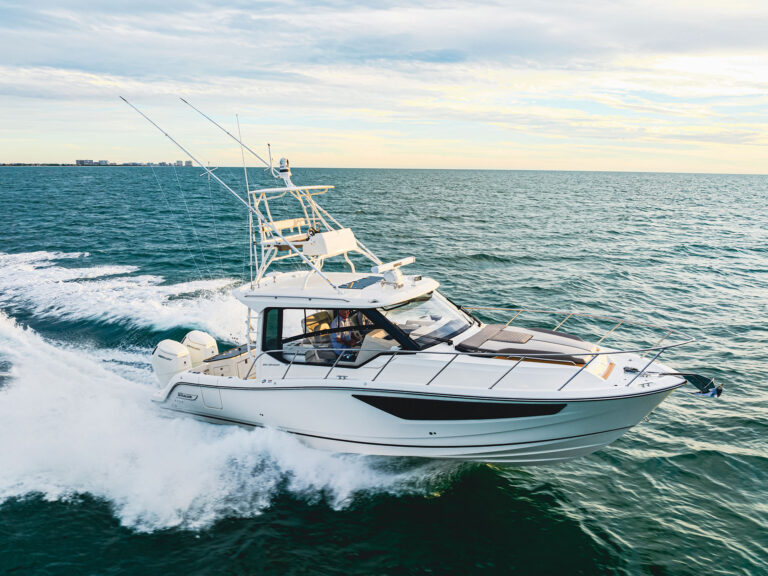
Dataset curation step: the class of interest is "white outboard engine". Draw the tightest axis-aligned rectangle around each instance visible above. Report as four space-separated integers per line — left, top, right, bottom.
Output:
182 330 218 366
151 340 192 385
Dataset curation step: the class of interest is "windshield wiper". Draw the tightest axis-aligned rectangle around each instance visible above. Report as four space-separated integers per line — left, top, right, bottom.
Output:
459 305 481 326
418 335 454 346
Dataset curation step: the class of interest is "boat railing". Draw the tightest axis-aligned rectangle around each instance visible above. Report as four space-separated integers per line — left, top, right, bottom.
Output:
244 329 694 392
461 305 684 348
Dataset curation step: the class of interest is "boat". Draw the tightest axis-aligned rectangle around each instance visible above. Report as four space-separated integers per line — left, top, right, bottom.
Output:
124 98 721 464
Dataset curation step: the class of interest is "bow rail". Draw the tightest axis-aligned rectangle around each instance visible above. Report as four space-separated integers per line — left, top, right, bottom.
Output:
238 323 694 392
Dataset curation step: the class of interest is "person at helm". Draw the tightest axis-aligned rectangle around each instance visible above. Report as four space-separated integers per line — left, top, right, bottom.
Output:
331 309 362 355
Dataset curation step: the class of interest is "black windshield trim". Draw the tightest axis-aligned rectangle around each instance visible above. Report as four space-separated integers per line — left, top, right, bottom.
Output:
413 322 470 350
379 292 472 351
281 324 376 345
361 308 420 350
380 293 432 312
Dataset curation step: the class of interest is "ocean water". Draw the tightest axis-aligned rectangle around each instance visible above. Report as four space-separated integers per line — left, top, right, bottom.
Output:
0 166 766 575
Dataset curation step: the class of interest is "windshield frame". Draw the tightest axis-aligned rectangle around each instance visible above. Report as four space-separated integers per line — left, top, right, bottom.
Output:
378 291 472 350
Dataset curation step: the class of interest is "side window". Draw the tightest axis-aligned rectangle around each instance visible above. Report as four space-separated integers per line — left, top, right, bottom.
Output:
263 308 281 353
267 308 403 366
282 309 338 365
282 309 307 341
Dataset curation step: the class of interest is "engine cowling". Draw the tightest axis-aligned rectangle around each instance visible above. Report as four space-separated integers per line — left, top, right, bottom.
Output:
181 330 218 366
151 339 192 384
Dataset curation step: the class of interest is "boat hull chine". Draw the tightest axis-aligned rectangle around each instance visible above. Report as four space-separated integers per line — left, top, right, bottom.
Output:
292 425 631 464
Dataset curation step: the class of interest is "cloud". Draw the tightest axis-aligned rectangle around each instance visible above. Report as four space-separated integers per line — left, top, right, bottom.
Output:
1 1 767 171
4 2 768 74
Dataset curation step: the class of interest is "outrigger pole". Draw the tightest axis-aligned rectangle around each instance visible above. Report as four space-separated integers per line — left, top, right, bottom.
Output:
180 97 272 171
178 97 383 266
119 96 341 293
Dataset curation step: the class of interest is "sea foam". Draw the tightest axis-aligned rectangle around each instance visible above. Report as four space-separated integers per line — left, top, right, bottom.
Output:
0 251 246 340
0 301 454 531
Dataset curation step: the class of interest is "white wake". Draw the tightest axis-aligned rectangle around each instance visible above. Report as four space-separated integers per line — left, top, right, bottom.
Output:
0 312 457 531
0 251 246 341
0 249 464 531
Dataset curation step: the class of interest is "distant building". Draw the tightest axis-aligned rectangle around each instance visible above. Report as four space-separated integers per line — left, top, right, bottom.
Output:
185 160 192 167
76 159 94 166
97 160 109 166
175 160 183 167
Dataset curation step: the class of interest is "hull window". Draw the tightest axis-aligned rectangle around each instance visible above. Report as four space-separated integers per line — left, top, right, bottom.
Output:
352 394 566 420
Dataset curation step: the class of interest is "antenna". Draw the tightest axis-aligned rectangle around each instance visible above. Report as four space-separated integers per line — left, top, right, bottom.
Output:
180 97 273 172
119 96 340 292
267 143 277 177
236 114 250 193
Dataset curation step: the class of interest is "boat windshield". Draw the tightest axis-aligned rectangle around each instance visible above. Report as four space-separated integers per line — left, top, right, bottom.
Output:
379 291 471 348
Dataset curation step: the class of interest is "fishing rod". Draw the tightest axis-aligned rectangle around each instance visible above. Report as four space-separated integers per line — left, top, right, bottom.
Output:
119 96 340 293
180 98 382 265
179 97 275 175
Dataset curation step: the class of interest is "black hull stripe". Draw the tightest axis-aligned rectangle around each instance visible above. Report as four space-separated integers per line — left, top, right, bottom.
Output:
166 380 685 403
352 394 566 420
170 409 633 449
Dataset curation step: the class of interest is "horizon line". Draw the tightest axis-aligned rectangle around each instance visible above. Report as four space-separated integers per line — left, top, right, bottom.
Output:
2 163 767 177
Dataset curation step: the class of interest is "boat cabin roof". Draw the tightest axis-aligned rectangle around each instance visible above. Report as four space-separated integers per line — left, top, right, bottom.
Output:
234 271 440 310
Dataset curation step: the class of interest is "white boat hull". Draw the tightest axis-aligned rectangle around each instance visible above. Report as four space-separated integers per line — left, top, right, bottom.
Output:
155 379 679 464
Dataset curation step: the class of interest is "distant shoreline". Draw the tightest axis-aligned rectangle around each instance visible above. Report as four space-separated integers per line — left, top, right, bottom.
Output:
0 163 189 167
1 164 767 176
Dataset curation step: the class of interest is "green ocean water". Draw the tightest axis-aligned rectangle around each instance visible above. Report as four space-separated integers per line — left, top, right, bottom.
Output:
0 166 766 575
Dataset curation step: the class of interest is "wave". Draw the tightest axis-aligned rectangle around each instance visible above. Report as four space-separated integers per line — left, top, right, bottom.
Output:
0 312 458 532
0 251 246 341
437 252 516 264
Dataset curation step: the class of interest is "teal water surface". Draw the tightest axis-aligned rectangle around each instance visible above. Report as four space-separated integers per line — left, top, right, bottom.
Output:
0 167 766 575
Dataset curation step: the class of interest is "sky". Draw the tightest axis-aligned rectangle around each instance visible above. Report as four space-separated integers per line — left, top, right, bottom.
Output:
1 0 767 173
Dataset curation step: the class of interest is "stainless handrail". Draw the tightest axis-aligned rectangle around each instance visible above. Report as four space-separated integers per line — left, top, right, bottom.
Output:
463 305 685 334
553 313 573 332
596 320 625 345
425 353 459 386
282 352 298 379
557 353 599 391
324 352 344 379
238 306 693 390
626 349 664 387
253 342 689 363
643 330 673 358
503 310 524 327
240 338 690 389
371 350 398 382
463 306 692 354
245 354 258 379
489 356 525 390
